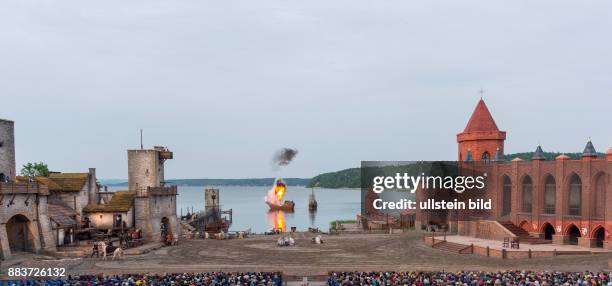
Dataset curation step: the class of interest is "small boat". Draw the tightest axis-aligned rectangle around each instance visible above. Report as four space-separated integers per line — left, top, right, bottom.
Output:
266 200 295 212
308 189 317 211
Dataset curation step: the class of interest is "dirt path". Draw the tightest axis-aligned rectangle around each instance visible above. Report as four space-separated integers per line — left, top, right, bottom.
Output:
57 232 612 276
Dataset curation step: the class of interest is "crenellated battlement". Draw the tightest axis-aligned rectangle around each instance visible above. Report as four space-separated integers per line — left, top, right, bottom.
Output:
0 181 49 195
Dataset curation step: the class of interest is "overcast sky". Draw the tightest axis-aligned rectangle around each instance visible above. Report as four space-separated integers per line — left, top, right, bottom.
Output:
1 1 610 179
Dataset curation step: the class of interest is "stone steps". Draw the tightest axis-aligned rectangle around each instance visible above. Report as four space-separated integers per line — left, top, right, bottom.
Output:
498 221 552 245
433 241 471 253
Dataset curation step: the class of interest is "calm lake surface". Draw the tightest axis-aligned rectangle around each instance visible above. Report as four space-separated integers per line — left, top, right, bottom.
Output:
108 186 361 233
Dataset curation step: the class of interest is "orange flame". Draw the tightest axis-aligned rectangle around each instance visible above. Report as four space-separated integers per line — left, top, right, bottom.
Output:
275 211 286 231
274 180 286 203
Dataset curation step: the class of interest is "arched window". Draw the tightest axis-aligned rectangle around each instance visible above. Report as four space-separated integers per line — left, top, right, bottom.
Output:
502 176 512 216
543 176 556 214
522 176 533 213
482 152 490 163
568 174 581 216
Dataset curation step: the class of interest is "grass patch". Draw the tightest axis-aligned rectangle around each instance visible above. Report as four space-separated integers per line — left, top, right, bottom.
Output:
329 219 357 230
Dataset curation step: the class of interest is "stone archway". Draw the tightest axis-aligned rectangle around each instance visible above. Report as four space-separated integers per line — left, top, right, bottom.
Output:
592 226 605 248
6 214 35 252
565 224 581 245
542 223 555 240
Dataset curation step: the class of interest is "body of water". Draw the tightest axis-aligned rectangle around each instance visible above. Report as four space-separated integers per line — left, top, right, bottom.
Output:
108 185 360 233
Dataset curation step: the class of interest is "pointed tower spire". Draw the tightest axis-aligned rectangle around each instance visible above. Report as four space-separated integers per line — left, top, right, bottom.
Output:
532 145 546 160
457 99 506 162
582 140 597 158
463 99 500 133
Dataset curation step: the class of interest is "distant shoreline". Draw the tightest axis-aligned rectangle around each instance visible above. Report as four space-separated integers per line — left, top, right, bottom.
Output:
101 177 311 187
102 181 360 190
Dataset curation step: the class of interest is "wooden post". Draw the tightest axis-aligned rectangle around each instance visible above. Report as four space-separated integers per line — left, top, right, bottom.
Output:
386 214 390 231
432 231 435 246
528 249 532 259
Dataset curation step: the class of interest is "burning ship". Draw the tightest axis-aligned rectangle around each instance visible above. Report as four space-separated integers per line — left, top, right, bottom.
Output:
266 178 295 212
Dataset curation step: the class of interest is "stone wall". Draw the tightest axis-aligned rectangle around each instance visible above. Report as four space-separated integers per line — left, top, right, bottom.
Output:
135 194 178 242
0 183 55 259
134 196 153 240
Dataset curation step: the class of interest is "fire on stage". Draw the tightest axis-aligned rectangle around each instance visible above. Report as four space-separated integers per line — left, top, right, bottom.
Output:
266 178 295 212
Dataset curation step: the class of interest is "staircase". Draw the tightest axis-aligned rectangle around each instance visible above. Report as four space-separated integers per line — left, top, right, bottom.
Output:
433 241 472 254
498 221 552 244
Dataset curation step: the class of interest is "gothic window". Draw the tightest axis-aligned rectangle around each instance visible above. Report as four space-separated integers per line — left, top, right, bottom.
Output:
502 176 512 216
543 175 556 214
568 174 581 216
593 174 606 218
522 176 533 213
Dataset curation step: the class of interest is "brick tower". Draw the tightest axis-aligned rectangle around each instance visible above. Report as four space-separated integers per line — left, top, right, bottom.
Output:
457 99 506 162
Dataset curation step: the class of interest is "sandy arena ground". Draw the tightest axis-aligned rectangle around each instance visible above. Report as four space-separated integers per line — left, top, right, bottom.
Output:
6 232 612 277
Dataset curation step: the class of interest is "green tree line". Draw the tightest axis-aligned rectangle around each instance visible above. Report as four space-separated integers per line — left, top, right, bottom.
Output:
306 152 605 189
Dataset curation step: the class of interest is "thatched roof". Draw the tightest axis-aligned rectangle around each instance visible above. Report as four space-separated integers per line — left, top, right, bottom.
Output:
48 173 89 192
83 191 135 213
48 200 78 227
15 176 63 191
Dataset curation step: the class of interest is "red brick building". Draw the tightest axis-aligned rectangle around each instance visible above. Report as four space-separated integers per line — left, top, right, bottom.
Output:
417 99 611 249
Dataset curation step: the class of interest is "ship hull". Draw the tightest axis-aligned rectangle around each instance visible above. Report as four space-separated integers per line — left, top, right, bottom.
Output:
309 201 317 211
267 201 295 212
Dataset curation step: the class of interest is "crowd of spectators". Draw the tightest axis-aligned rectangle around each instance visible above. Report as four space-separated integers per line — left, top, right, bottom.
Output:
5 272 283 286
327 271 612 286
6 270 612 286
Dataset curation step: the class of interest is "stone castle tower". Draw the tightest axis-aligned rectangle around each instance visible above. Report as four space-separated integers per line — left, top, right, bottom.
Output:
0 119 16 182
456 99 506 162
128 146 179 242
128 146 171 191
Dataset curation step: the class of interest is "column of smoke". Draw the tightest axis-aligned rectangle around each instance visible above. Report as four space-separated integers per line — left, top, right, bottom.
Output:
266 148 298 206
